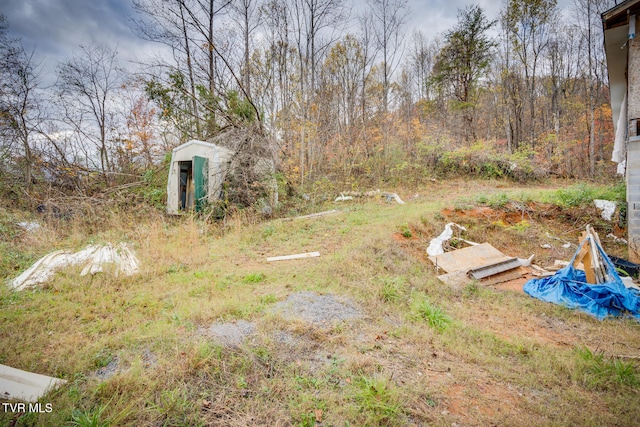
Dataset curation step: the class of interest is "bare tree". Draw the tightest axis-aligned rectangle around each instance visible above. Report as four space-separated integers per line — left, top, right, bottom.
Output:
409 30 436 103
57 44 124 185
1 47 43 186
231 0 262 100
260 0 294 153
356 11 378 152
368 0 409 113
289 0 347 183
573 0 614 177
504 0 558 148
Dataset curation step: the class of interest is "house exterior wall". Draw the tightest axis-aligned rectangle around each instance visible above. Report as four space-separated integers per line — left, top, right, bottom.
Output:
628 16 640 262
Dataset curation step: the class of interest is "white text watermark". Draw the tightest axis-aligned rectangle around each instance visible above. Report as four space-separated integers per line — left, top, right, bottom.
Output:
2 402 53 413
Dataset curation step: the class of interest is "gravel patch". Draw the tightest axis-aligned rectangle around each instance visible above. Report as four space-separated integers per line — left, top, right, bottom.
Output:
271 291 361 325
273 330 298 347
205 319 257 347
142 348 157 368
95 357 119 380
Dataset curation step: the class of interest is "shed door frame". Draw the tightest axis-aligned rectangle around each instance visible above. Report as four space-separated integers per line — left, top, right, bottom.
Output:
178 161 193 210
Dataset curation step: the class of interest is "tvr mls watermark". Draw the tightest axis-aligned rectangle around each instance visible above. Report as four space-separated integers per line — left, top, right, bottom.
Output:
2 402 53 413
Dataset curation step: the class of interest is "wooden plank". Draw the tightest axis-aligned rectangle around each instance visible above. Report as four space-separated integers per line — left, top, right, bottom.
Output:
266 252 321 262
428 243 511 274
583 241 597 284
282 210 340 221
587 226 606 284
574 232 597 284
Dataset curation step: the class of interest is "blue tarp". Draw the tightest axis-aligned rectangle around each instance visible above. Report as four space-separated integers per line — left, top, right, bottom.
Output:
524 238 640 320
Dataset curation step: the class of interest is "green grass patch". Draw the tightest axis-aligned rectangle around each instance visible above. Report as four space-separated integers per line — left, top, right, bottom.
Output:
350 375 404 425
378 276 406 304
410 297 452 332
547 182 626 208
576 346 640 390
242 272 266 283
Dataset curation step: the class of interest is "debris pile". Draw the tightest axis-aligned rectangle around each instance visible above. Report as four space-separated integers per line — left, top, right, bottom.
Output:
426 223 534 290
524 227 640 320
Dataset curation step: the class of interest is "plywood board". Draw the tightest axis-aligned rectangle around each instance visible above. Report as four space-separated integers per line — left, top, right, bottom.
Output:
437 270 470 289
437 266 530 291
428 243 511 274
0 364 67 402
480 266 529 286
266 252 321 262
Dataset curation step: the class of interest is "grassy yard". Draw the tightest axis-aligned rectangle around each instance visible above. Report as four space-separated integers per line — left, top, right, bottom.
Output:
1 179 639 426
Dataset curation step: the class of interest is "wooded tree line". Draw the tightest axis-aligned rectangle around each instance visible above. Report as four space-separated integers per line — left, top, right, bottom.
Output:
0 0 621 203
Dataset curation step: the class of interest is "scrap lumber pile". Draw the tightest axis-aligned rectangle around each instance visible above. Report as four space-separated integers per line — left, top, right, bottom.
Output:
426 223 534 290
572 225 607 284
524 225 640 319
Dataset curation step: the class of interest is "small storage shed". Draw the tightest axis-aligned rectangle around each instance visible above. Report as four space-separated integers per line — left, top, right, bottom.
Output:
166 140 234 214
603 0 640 262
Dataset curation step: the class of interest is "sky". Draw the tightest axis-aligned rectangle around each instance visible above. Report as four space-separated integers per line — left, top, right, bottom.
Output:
1 0 574 80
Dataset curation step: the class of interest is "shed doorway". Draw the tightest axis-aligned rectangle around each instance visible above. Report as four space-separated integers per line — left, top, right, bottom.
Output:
178 161 193 210
178 156 208 212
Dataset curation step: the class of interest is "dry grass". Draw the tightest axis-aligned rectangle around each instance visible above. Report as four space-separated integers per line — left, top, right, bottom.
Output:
1 179 639 426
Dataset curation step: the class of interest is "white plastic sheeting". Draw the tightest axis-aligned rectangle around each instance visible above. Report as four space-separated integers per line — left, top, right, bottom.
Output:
9 243 140 291
594 199 617 221
612 93 627 175
426 223 467 256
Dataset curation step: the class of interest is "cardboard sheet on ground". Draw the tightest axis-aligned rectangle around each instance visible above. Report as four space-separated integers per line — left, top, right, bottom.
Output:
0 364 66 402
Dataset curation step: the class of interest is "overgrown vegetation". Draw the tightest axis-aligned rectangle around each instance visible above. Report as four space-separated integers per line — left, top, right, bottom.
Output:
1 180 639 426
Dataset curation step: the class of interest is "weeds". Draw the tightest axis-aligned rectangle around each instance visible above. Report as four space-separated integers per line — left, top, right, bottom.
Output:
69 406 109 427
352 375 403 425
411 297 452 332
463 281 480 298
576 346 639 390
398 223 412 238
242 272 266 283
151 388 201 426
2 180 640 426
94 348 113 369
476 192 509 209
378 276 405 304
550 182 626 208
